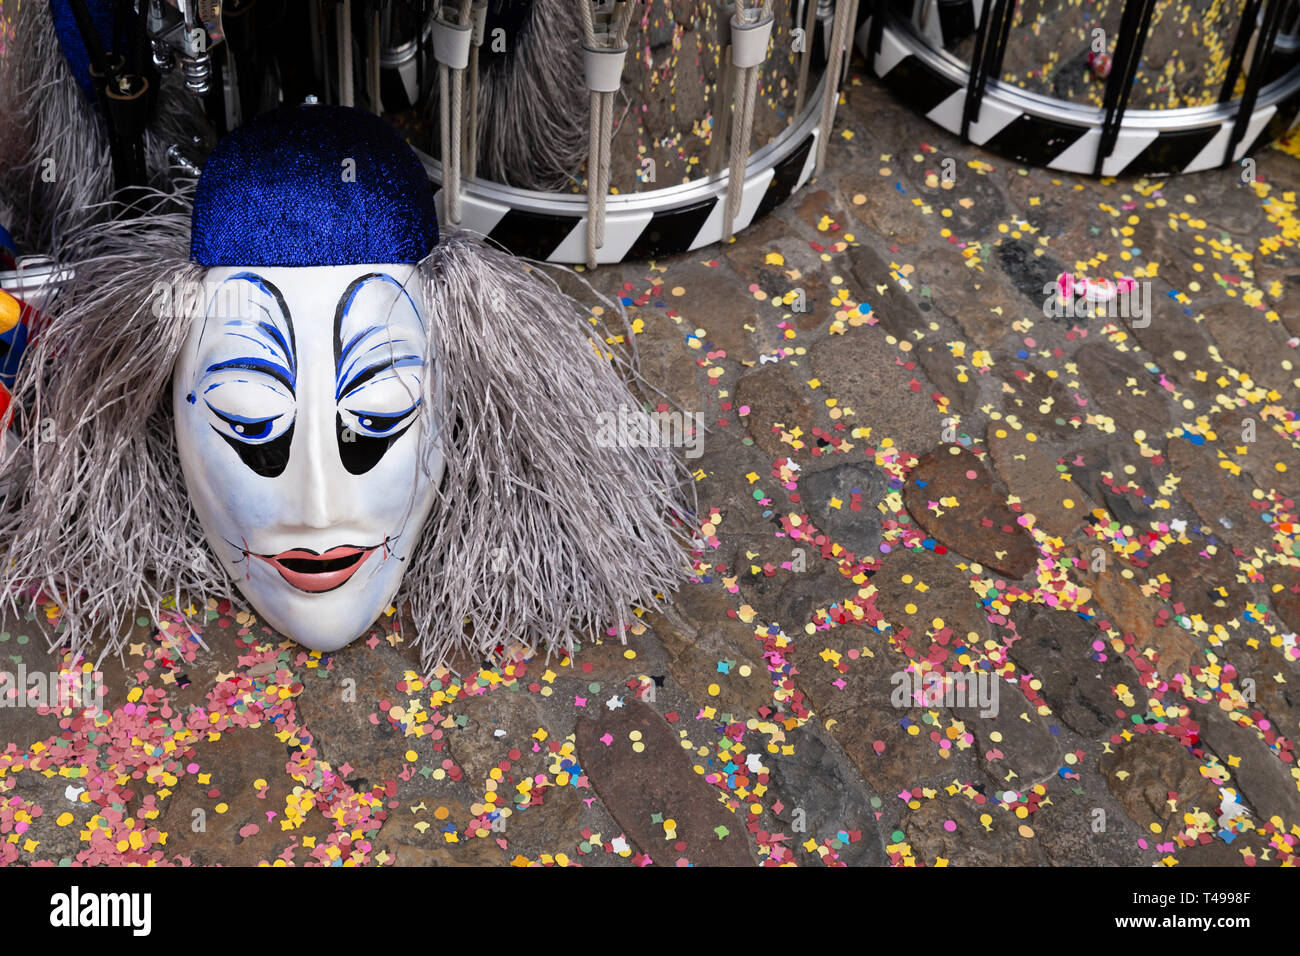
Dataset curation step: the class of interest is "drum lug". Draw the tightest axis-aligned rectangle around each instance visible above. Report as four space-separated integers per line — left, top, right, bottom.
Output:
431 14 472 69
583 43 630 93
730 10 774 68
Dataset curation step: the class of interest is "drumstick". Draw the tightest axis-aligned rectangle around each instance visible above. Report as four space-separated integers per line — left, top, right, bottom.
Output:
795 0 818 116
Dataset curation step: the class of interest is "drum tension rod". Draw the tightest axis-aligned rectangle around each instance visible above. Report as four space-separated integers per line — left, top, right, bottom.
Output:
960 0 1014 144
581 1 637 269
465 1 489 179
1223 0 1292 169
724 1 775 241
1220 0 1265 105
864 0 886 75
793 0 818 116
1093 0 1157 178
68 0 151 204
432 0 475 226
816 0 857 178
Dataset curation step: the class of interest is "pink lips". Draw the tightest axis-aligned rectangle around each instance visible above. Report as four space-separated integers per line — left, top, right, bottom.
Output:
256 545 378 593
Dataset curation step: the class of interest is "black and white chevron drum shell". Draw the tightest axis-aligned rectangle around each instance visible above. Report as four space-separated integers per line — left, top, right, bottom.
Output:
422 118 821 266
858 4 1300 178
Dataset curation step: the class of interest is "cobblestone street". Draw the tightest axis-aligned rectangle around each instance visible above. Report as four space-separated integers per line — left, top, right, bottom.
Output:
3 54 1299 867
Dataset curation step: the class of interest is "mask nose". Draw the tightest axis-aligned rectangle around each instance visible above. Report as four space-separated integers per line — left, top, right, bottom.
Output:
283 399 341 532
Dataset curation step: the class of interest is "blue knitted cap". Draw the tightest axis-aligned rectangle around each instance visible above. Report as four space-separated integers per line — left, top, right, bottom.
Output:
190 105 440 267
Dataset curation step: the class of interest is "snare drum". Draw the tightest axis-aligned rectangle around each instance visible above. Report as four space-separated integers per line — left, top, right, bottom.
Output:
860 0 1300 177
421 0 861 265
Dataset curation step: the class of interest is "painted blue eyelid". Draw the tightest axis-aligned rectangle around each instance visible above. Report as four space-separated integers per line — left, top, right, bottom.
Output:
338 348 422 395
228 331 281 357
338 331 423 378
203 378 287 396
205 357 296 391
342 362 424 396
347 335 418 374
203 399 286 426
207 273 297 378
337 327 370 378
223 324 294 373
258 320 294 371
348 401 420 422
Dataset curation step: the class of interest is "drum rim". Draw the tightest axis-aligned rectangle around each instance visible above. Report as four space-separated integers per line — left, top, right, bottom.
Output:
879 10 1300 131
415 72 826 216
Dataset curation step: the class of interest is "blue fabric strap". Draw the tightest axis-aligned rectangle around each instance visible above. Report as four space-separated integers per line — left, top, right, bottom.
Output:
49 0 116 102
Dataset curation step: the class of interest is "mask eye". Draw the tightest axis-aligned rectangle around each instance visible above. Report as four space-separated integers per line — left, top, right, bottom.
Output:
336 403 419 476
202 380 295 445
333 272 428 475
208 406 286 442
217 425 296 479
199 379 296 478
336 364 422 473
336 415 414 475
339 402 419 439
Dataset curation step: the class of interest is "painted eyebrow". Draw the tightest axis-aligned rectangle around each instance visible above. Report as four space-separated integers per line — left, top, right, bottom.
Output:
203 378 286 397
203 400 287 425
227 271 296 362
338 355 424 401
255 319 294 372
225 321 292 368
198 273 298 389
338 336 421 393
333 272 425 383
338 330 415 382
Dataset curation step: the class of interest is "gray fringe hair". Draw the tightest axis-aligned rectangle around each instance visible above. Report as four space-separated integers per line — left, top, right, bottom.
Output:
0 208 695 669
462 0 589 191
0 0 206 255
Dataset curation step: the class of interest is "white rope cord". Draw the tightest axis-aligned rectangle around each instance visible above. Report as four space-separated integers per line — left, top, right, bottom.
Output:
581 0 598 267
450 56 465 224
338 0 354 107
465 48 479 177
582 1 637 269
437 0 474 225
816 0 852 174
439 61 450 209
722 0 773 242
596 92 611 248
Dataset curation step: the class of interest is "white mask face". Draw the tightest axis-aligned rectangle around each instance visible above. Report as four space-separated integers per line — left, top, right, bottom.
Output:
172 264 443 651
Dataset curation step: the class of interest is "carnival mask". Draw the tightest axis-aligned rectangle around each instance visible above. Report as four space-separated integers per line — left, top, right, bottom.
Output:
2 103 689 666
172 105 444 651
173 264 442 651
